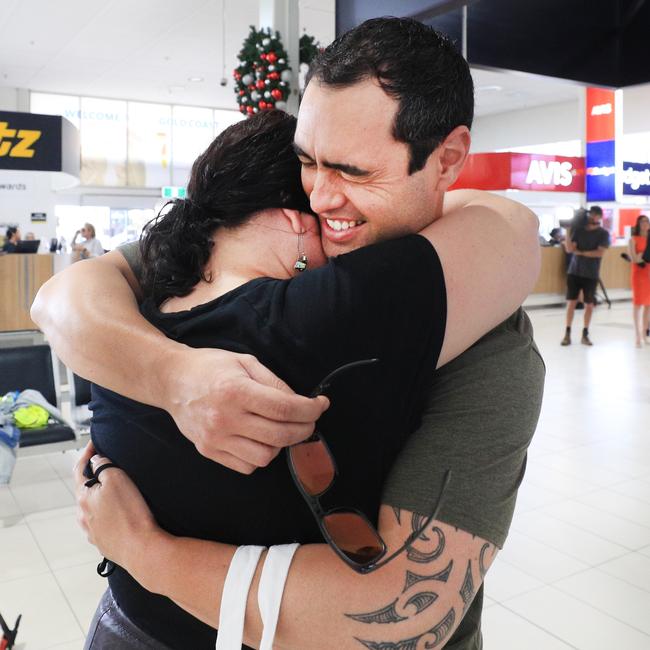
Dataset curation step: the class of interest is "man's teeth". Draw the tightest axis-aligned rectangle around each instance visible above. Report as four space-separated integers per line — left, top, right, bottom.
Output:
326 219 364 232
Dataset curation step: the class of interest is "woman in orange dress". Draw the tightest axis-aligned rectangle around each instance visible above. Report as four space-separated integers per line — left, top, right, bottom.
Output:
628 214 650 346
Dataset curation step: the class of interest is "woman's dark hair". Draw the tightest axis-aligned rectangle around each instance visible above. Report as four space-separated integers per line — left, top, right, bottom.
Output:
140 110 311 304
632 214 649 236
5 226 17 241
306 17 474 175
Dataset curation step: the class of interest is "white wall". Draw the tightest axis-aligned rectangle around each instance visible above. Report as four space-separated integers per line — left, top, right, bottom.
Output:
0 170 67 244
471 100 582 153
622 83 650 135
0 87 29 112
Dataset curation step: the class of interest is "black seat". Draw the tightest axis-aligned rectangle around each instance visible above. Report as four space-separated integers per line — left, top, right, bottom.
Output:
0 345 75 448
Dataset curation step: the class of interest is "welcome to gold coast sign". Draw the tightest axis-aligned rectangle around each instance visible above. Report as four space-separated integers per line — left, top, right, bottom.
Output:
0 110 79 176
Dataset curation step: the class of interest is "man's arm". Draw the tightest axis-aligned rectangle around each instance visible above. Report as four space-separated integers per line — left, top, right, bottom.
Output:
563 229 576 254
426 190 540 366
76 450 497 650
32 250 327 473
576 247 606 258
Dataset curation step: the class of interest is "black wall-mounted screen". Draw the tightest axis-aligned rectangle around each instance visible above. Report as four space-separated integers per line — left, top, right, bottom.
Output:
336 0 650 88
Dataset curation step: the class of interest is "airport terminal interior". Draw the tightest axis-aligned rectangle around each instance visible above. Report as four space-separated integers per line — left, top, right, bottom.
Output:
1 1 650 649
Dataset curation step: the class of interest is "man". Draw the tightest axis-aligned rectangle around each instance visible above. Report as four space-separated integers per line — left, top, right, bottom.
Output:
33 18 544 649
2 227 20 253
562 205 610 346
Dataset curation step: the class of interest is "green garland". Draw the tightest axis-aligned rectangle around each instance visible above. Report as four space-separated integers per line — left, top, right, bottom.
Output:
233 26 292 116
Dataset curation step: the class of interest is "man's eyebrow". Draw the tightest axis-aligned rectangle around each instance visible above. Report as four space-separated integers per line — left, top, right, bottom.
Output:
293 142 313 160
292 143 370 177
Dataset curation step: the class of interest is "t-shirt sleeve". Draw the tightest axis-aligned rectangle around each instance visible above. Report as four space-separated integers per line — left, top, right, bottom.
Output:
118 241 142 280
381 308 545 548
279 234 446 384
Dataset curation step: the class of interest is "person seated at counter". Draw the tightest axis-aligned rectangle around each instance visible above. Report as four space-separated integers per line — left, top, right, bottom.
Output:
2 227 20 253
25 232 36 241
72 223 104 260
548 227 565 246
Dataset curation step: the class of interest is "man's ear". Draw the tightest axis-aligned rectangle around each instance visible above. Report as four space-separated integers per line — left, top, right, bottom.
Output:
281 208 307 234
433 125 471 191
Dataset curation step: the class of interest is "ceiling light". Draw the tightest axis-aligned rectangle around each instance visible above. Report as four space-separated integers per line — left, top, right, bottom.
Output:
188 76 204 82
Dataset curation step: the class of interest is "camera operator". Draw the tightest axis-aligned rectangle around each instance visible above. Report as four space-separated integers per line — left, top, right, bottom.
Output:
562 206 610 346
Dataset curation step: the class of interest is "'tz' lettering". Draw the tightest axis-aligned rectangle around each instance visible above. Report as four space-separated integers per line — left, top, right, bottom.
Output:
0 123 41 158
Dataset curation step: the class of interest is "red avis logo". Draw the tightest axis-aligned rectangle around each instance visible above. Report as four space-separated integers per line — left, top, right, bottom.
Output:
590 103 613 116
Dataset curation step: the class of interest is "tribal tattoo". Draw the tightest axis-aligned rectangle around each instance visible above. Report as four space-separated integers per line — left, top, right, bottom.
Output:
478 543 490 580
348 508 495 650
402 561 453 593
459 560 475 613
355 608 456 650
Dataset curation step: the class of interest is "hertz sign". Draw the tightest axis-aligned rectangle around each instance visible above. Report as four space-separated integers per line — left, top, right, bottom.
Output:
0 110 78 174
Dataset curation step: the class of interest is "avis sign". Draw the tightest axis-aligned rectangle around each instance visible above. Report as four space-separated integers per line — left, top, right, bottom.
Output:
510 154 584 192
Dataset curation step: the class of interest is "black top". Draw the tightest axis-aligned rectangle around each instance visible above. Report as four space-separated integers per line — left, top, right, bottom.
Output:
567 226 610 279
1 242 17 253
90 235 446 650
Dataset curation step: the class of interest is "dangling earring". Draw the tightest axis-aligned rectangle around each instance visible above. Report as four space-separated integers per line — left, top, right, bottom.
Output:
294 231 308 272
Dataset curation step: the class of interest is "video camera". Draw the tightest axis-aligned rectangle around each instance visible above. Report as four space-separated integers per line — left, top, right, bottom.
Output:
559 207 589 231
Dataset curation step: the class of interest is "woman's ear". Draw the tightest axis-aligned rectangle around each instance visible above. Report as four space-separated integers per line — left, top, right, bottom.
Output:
281 208 307 234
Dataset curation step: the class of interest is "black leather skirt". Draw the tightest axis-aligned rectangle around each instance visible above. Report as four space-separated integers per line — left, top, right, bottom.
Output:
84 589 173 649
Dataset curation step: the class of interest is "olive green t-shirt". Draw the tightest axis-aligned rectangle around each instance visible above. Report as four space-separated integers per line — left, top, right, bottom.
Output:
118 241 545 650
381 307 545 650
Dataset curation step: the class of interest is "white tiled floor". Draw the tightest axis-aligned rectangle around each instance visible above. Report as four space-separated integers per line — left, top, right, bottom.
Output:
1 302 650 649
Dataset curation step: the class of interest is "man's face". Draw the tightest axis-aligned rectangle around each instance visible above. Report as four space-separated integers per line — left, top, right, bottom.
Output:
295 79 445 256
587 213 602 229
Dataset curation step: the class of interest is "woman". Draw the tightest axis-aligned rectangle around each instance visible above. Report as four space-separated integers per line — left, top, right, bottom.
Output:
628 214 650 346
2 226 20 252
72 223 104 260
77 110 534 649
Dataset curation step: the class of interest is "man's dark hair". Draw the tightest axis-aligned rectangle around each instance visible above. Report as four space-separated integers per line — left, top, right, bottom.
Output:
140 110 311 304
5 226 17 241
589 205 603 216
306 16 474 175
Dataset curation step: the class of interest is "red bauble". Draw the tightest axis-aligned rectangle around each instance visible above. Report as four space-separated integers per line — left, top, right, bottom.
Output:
248 85 255 91
268 71 279 80
246 105 254 114
260 53 267 60
239 90 245 96
256 79 265 90
239 105 246 113
266 52 278 63
259 101 267 110
271 88 282 100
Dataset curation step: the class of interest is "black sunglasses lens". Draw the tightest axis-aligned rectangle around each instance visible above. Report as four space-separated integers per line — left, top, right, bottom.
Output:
289 438 335 496
322 511 384 565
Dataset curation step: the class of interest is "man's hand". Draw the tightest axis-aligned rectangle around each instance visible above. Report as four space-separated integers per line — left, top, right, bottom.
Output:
163 347 329 474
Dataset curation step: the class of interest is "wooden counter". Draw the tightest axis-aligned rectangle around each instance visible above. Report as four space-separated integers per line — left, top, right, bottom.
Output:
533 245 631 294
0 254 70 332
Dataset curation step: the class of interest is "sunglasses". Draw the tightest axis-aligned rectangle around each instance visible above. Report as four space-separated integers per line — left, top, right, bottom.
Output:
288 359 451 574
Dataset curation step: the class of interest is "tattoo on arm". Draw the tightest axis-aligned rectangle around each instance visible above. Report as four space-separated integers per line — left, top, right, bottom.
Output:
402 560 453 593
407 527 444 564
479 543 493 580
459 560 475 613
355 608 456 650
392 507 402 525
346 599 409 625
